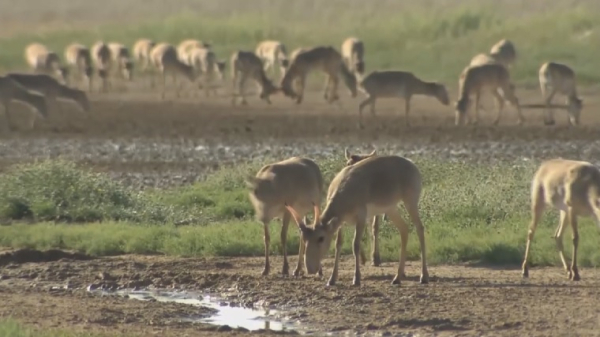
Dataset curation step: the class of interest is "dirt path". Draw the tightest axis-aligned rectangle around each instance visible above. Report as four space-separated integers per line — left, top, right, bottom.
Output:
1 249 599 336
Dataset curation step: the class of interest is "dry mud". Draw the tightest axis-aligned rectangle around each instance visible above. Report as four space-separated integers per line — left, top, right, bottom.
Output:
1 87 600 335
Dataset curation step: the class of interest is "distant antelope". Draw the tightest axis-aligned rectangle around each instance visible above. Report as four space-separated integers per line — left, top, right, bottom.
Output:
343 148 382 267
255 40 289 81
246 157 324 276
150 43 198 99
469 53 499 67
177 39 212 64
108 43 134 81
358 70 449 128
133 38 156 72
341 37 365 75
7 73 90 113
489 39 517 68
538 62 583 126
286 154 429 286
64 43 93 91
0 76 48 130
187 47 226 96
521 159 600 281
454 63 524 126
280 46 357 104
24 43 69 85
91 41 112 92
230 51 280 105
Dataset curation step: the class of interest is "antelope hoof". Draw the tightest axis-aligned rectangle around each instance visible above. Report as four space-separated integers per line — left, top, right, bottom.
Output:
282 264 289 276
522 267 529 278
326 278 336 287
568 269 580 281
420 273 429 284
372 254 381 267
391 274 401 285
293 267 303 277
544 119 556 126
318 267 324 277
261 266 270 276
352 278 361 286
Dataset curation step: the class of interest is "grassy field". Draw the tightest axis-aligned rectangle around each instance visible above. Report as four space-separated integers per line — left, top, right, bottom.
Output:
1 0 600 85
1 158 600 268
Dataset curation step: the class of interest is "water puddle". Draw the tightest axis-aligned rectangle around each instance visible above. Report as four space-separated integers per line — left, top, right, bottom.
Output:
89 288 303 333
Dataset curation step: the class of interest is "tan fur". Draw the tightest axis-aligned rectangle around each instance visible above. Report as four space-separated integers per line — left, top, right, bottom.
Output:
521 159 600 281
246 157 324 277
255 40 289 81
91 41 112 92
187 47 226 96
7 73 90 113
177 39 211 64
539 62 583 126
230 50 279 106
469 53 499 67
132 39 156 72
24 43 69 84
287 155 429 286
341 37 365 75
150 43 198 99
358 70 449 128
489 39 517 68
0 76 48 130
280 46 357 104
454 63 524 126
64 43 93 91
108 43 134 81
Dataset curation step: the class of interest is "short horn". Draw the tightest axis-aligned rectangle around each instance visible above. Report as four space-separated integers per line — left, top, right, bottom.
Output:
312 201 321 222
285 202 304 228
344 148 351 160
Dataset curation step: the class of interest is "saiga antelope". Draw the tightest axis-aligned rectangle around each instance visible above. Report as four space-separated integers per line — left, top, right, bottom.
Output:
246 157 324 276
280 46 357 105
64 43 93 91
489 39 517 68
24 43 69 85
358 70 449 128
454 63 524 126
341 37 365 75
230 51 279 106
538 62 583 126
0 76 48 130
91 41 112 92
255 40 289 81
521 159 600 281
188 47 226 96
150 43 198 99
133 39 157 72
108 43 134 81
286 154 429 286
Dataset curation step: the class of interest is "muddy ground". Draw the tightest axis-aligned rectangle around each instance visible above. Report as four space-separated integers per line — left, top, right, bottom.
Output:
1 85 600 336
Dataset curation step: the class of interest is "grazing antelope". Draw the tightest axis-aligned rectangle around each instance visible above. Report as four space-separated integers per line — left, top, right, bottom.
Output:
341 37 365 75
24 43 69 84
538 62 583 126
246 157 324 276
489 39 517 68
255 40 289 80
286 154 429 286
230 51 279 105
280 46 357 104
358 70 449 128
133 38 157 72
64 43 93 91
343 148 382 266
469 53 499 67
521 159 600 281
0 76 48 130
7 73 90 113
454 63 524 126
177 39 211 64
91 41 112 92
188 47 226 96
150 43 197 99
108 43 134 81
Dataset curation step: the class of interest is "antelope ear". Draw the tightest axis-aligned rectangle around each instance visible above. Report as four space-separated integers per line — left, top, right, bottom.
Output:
344 148 352 160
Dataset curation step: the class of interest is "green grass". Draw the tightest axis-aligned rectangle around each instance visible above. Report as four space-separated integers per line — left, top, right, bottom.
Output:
0 319 128 337
1 1 600 85
2 157 600 267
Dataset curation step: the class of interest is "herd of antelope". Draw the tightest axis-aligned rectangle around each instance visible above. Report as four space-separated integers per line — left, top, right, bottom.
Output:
250 151 600 286
0 36 584 130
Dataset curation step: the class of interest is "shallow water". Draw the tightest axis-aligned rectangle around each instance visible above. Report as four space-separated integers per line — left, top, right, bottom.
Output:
91 288 302 332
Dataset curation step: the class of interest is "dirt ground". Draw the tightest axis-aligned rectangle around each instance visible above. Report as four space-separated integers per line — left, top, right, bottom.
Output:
1 84 600 336
1 248 600 336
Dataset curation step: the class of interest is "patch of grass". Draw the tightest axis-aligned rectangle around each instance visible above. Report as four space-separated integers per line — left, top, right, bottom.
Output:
1 1 600 85
2 156 600 268
0 319 129 337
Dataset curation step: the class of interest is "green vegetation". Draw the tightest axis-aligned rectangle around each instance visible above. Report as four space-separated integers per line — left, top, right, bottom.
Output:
2 158 600 268
1 1 600 85
0 319 128 337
